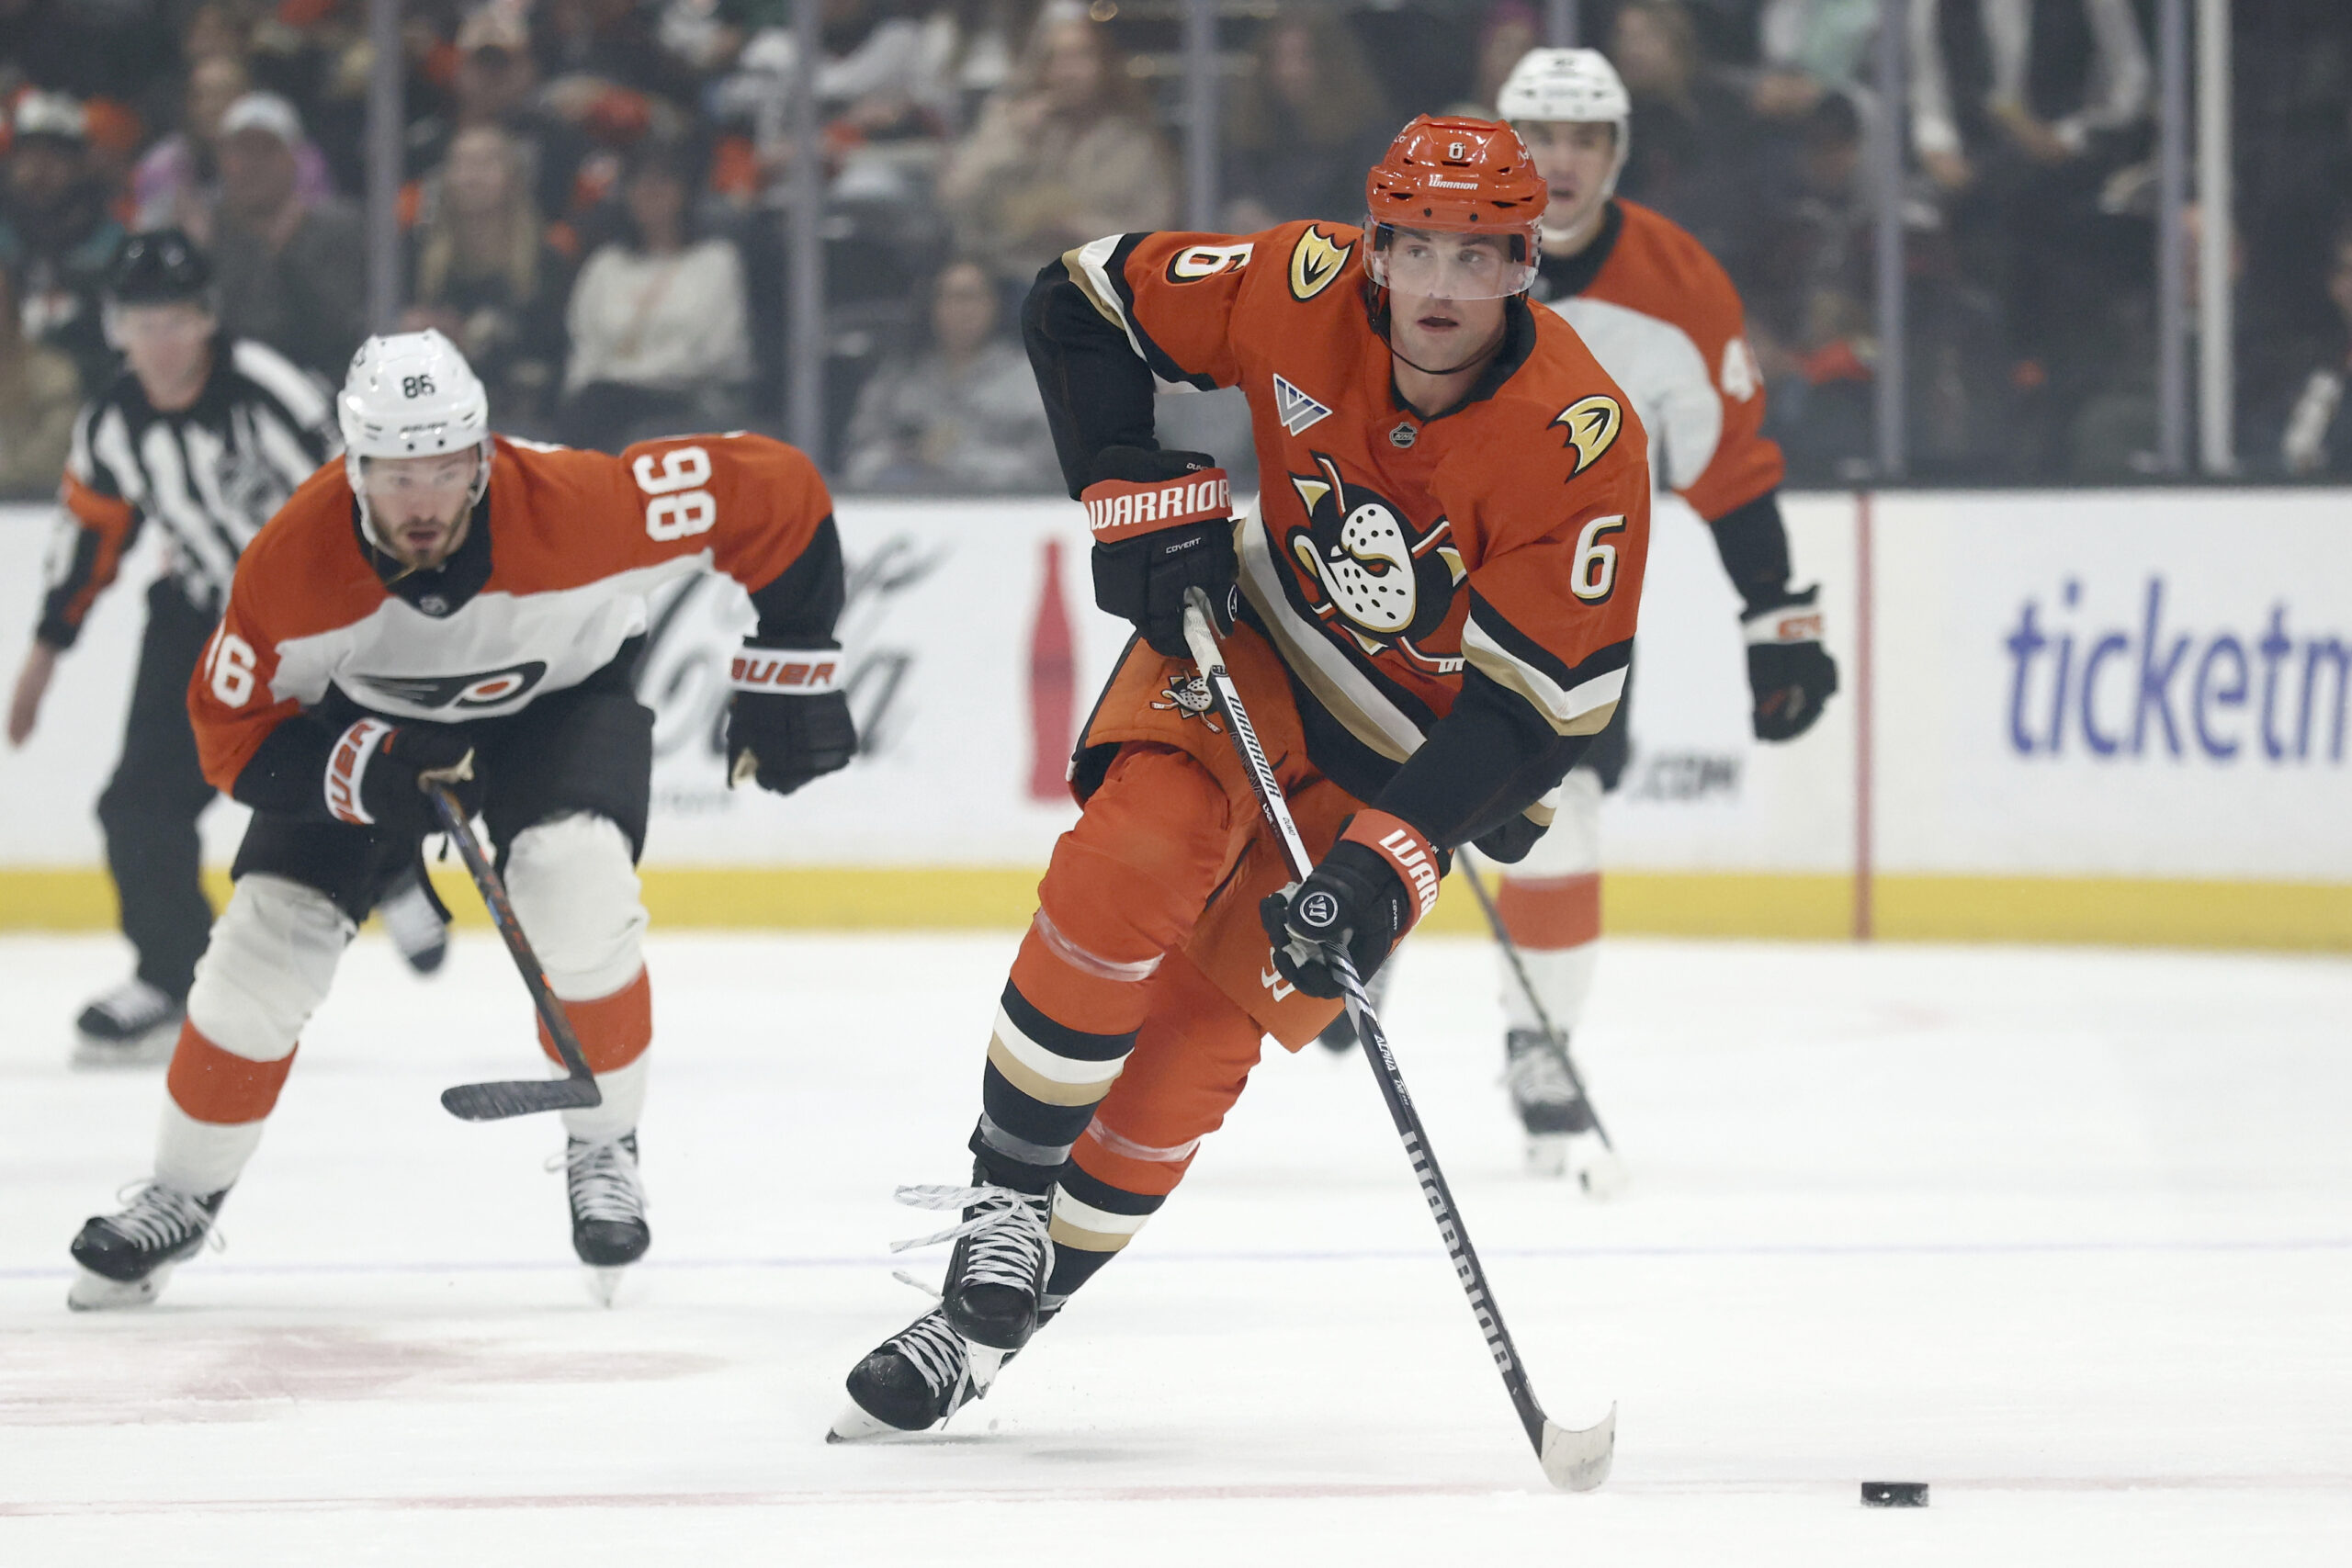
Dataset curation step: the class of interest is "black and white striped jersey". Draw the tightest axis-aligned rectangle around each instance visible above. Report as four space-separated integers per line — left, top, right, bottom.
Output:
36 337 337 649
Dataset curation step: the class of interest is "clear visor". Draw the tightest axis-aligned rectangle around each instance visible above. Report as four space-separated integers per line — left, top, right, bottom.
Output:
1366 224 1537 300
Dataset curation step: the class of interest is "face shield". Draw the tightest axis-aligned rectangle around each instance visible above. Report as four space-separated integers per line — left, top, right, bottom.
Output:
1364 223 1539 300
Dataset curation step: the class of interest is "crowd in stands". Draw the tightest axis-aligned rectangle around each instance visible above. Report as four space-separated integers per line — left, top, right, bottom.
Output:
4 0 2352 495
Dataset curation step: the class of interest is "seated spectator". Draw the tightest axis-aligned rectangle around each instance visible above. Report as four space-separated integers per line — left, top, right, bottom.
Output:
1611 0 1766 273
0 269 81 494
2280 221 2352 478
404 125 573 432
410 6 595 230
207 93 368 379
938 12 1175 299
1221 13 1394 231
0 93 127 393
842 257 1057 493
1748 0 1881 121
1908 0 2150 197
715 0 955 146
560 138 751 452
133 52 337 242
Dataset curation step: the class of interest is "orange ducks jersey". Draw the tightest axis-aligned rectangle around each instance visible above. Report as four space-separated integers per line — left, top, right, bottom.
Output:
190 433 836 799
1532 199 1783 525
1056 220 1651 817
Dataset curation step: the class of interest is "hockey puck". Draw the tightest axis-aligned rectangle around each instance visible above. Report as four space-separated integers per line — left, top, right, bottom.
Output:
1860 1482 1928 1507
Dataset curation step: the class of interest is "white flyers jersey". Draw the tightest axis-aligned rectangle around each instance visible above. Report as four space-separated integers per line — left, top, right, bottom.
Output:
1532 200 1783 525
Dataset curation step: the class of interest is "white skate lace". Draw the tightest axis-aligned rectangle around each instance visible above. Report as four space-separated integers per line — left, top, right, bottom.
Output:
555 1140 645 1223
88 980 176 1032
890 1183 1051 1295
104 1182 220 1253
887 1309 972 1398
1505 1035 1581 1111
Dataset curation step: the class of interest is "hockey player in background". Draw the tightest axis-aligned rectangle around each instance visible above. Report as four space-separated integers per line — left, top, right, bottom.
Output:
6 231 453 1067
832 116 1650 1438
63 329 854 1310
1445 49 1839 1185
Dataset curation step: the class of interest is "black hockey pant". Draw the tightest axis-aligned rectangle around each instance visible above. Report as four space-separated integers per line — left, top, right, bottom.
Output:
97 581 219 1002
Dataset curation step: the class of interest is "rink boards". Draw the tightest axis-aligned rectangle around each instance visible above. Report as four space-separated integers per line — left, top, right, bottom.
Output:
0 489 2345 950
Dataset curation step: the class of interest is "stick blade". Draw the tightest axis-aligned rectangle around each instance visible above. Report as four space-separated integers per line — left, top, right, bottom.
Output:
1538 1404 1616 1492
440 1076 604 1122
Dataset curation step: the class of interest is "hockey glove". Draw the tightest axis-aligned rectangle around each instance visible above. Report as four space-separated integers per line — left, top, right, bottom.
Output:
324 717 479 835
1082 446 1237 658
1744 585 1839 741
725 639 857 795
1259 811 1449 999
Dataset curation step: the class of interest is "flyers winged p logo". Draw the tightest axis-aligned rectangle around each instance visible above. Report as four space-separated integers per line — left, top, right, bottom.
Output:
1554 395 1623 475
1289 227 1352 301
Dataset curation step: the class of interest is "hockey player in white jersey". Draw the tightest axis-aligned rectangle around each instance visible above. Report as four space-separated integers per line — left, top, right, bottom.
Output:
1458 50 1838 1183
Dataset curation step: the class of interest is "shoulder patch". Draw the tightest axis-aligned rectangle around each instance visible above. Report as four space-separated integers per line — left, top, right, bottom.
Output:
1272 374 1331 436
1553 395 1623 475
1288 227 1352 301
1166 241 1254 282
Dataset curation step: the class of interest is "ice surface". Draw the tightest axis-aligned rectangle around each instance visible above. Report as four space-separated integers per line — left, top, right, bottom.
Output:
3 931 2349 1565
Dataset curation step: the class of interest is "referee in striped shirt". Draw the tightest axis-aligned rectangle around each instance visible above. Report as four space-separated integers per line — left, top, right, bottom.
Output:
6 231 449 1066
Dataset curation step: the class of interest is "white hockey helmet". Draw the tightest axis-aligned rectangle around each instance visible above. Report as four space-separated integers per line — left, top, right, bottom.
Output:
1497 48 1632 199
339 329 492 549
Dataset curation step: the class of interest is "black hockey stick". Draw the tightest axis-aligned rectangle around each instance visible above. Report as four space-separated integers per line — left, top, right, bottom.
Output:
1456 858 1617 1153
1179 592 1614 1492
428 784 604 1122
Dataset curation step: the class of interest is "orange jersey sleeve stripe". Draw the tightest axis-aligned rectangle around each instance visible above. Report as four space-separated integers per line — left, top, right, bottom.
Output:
55 472 139 631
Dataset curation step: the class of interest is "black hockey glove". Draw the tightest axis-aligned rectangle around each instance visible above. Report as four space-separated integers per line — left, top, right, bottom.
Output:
1260 811 1449 999
1082 446 1237 658
725 639 857 795
1472 811 1547 864
323 717 480 835
1743 585 1838 741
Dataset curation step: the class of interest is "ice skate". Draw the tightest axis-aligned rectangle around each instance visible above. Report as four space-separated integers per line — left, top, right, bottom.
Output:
1505 1030 1623 1195
892 1174 1052 1380
71 979 182 1069
379 866 450 976
67 1181 227 1310
831 1306 989 1440
560 1134 649 1303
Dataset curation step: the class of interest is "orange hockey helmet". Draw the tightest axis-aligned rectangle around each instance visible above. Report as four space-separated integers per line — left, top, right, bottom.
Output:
1363 115 1548 299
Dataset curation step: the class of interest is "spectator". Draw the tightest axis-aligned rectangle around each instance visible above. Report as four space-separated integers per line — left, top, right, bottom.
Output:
0 269 80 493
715 0 955 148
1908 0 2150 197
938 12 1175 298
1221 13 1394 231
1610 0 1765 272
404 125 573 431
207 92 368 379
1748 0 1881 121
0 93 126 394
132 53 338 243
410 6 594 229
842 257 1057 493
1468 3 1540 117
2279 221 2352 478
560 138 751 451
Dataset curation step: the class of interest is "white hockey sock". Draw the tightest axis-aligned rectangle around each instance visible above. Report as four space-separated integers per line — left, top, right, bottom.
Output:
153 1101 267 1195
561 1053 649 1145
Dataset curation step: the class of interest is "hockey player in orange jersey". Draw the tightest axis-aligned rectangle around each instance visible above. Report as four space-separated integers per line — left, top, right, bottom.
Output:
1374 49 1838 1190
63 329 853 1311
831 115 1652 1438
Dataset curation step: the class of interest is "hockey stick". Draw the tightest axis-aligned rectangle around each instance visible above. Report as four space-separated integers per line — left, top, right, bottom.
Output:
1455 858 1616 1153
427 784 604 1122
1179 592 1615 1492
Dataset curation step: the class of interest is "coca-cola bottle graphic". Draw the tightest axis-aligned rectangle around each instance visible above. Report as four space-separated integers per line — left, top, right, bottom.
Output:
1027 536 1076 800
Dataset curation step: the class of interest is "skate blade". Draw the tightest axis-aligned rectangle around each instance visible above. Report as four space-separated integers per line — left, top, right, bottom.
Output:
67 1261 175 1312
71 1027 178 1070
825 1402 902 1444
583 1267 628 1308
964 1342 1010 1393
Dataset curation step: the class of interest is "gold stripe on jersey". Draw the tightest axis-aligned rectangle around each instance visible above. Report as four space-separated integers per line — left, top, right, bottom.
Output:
1460 610 1625 737
1062 237 1148 361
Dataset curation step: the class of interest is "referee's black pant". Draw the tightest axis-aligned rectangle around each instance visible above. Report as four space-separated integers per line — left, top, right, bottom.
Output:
96 581 219 1003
